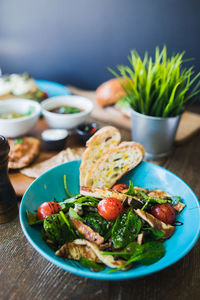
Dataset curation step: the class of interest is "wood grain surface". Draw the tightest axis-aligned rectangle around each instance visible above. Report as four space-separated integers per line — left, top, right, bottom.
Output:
1 117 200 300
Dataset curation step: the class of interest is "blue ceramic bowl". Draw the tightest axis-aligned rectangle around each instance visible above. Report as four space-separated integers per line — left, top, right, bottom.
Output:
36 80 71 97
20 161 200 280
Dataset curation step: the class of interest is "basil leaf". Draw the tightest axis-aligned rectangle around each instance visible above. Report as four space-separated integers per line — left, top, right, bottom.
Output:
112 208 142 248
79 257 105 272
84 212 114 237
26 211 43 226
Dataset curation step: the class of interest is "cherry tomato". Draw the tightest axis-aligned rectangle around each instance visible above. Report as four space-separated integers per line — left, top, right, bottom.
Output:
90 127 97 134
112 183 129 193
42 91 49 99
97 197 123 221
151 203 176 225
37 201 61 220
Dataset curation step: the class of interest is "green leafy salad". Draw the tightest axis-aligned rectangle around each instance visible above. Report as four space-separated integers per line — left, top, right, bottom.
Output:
27 177 185 272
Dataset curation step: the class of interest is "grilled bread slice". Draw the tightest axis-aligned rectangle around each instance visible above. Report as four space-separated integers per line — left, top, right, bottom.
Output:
86 141 145 188
79 126 121 186
8 137 40 169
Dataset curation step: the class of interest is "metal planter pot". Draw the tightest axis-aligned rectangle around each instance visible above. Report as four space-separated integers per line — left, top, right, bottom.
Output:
130 109 182 160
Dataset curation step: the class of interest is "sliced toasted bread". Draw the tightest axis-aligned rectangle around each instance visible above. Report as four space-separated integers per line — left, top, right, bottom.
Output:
79 126 121 186
86 141 145 188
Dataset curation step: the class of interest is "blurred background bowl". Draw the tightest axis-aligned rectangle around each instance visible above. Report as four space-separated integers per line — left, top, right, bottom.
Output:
76 122 100 144
0 99 41 138
41 95 93 129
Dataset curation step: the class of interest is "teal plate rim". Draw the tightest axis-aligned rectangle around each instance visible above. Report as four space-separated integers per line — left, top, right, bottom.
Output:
19 160 200 281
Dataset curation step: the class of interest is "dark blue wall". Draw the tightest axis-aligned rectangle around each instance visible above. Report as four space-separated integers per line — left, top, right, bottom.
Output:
0 0 200 89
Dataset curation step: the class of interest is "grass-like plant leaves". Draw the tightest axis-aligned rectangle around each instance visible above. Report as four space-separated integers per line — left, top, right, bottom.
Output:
110 46 200 117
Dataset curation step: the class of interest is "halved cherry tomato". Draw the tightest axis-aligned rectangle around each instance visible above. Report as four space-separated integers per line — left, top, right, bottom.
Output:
112 183 129 192
37 201 61 220
97 197 123 221
151 203 176 224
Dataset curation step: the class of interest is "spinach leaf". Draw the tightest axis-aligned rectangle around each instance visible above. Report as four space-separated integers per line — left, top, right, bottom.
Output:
137 241 165 265
41 228 58 251
136 190 172 210
124 180 135 196
112 208 142 249
143 227 164 240
102 241 141 260
43 212 76 247
68 207 83 221
109 241 165 273
79 257 105 272
84 212 114 237
78 197 99 206
170 196 181 206
104 228 112 241
59 211 77 237
148 197 171 204
59 195 81 210
59 196 99 210
26 211 43 226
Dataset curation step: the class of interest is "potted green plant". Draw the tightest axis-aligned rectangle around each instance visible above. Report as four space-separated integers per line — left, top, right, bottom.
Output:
109 46 200 160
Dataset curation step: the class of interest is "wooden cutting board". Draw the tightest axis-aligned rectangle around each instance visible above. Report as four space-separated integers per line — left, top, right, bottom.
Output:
10 87 200 197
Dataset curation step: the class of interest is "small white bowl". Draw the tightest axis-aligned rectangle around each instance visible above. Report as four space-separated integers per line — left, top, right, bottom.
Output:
0 99 41 138
41 95 94 129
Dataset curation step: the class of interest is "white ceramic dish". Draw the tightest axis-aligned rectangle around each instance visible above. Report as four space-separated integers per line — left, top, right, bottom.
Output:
0 99 41 138
41 96 93 129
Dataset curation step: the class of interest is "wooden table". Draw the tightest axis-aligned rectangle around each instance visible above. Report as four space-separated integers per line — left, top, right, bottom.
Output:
1 113 200 300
